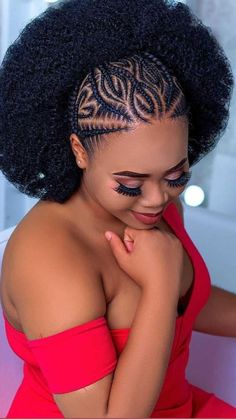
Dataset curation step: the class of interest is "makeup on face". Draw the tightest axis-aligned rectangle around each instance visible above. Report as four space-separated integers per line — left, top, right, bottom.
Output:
131 210 164 225
78 116 190 232
112 157 192 198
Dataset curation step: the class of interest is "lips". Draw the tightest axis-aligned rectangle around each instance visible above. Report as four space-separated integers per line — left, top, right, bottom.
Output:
137 210 163 217
131 209 164 225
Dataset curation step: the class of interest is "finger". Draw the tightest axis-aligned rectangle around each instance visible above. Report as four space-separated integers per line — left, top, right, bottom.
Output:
124 240 134 252
105 231 129 260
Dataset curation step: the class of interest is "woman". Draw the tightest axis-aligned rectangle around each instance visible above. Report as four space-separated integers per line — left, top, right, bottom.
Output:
0 0 235 417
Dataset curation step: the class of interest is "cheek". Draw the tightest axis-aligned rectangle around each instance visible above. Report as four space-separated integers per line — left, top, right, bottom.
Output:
103 180 134 209
107 180 121 197
169 186 186 199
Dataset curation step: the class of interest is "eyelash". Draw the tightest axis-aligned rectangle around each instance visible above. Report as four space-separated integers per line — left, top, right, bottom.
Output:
114 171 192 197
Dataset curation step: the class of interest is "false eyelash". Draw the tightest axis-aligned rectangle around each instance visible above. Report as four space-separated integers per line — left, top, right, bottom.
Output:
167 170 192 188
114 170 192 197
114 183 141 197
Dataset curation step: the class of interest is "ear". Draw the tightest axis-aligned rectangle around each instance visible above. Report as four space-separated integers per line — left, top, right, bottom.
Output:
69 134 88 168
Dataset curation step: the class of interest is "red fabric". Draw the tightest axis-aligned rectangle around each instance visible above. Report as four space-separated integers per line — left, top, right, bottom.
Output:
4 315 118 418
27 316 117 393
3 201 236 418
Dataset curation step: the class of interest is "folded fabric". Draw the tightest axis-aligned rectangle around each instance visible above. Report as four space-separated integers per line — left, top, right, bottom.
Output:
27 316 118 394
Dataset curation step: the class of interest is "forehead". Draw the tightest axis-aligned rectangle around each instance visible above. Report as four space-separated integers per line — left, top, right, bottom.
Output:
97 116 189 171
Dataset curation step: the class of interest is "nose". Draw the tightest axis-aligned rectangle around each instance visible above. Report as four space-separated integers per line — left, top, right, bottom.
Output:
140 182 168 210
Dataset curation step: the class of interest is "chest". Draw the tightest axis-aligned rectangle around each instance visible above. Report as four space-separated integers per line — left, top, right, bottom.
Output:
99 220 194 330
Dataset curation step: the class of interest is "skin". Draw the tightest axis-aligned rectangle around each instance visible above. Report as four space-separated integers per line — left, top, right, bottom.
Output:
65 114 190 244
0 110 195 362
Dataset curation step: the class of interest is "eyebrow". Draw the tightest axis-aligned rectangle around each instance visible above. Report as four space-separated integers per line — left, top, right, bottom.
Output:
113 158 188 178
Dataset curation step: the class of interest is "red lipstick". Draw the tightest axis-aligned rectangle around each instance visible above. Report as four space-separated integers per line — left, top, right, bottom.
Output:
131 210 163 225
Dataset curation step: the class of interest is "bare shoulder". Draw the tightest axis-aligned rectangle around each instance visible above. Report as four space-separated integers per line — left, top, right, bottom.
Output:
3 200 91 282
1 201 106 338
1 203 113 417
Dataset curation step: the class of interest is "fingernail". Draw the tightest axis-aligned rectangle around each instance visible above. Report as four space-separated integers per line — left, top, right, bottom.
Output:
125 241 133 252
105 232 112 241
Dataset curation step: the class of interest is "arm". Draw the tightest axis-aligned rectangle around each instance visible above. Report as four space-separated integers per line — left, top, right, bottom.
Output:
173 197 236 337
106 286 177 418
193 285 236 337
13 226 177 418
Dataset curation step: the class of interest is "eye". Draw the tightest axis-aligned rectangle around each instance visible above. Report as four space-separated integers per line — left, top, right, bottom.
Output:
165 170 192 188
114 183 141 197
114 170 192 198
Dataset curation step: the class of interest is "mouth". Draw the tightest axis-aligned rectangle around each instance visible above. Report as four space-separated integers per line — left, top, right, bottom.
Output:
136 210 163 217
131 209 164 225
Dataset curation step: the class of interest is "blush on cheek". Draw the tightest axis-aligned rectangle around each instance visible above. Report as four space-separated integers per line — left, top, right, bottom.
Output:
109 180 118 189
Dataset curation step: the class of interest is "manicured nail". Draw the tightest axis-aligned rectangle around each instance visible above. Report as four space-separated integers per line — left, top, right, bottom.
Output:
105 232 112 241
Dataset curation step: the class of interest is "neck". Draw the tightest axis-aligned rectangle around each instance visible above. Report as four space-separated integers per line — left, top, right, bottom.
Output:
62 183 127 243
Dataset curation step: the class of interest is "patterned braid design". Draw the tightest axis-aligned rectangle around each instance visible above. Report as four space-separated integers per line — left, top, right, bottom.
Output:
69 53 190 155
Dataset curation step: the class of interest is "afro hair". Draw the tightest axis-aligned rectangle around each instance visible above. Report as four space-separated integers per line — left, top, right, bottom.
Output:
0 0 234 203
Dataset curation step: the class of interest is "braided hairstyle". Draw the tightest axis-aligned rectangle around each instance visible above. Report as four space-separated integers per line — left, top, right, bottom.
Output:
69 53 190 160
0 0 234 203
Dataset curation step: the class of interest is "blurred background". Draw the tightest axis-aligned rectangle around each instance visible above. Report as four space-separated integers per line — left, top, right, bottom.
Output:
0 0 235 231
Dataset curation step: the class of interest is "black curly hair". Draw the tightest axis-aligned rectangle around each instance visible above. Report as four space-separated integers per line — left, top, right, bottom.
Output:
0 0 234 203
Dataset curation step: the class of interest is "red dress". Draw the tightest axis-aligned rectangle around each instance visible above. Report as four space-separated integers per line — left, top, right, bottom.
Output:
3 202 236 418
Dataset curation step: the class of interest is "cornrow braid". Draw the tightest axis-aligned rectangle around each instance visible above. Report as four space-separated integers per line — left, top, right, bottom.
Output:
69 52 189 159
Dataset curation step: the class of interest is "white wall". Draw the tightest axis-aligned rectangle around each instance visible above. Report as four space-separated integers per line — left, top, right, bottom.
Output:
187 0 236 217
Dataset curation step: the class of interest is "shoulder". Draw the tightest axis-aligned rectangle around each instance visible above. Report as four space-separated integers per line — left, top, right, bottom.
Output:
7 202 97 283
3 204 106 338
5 202 83 263
7 200 89 256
